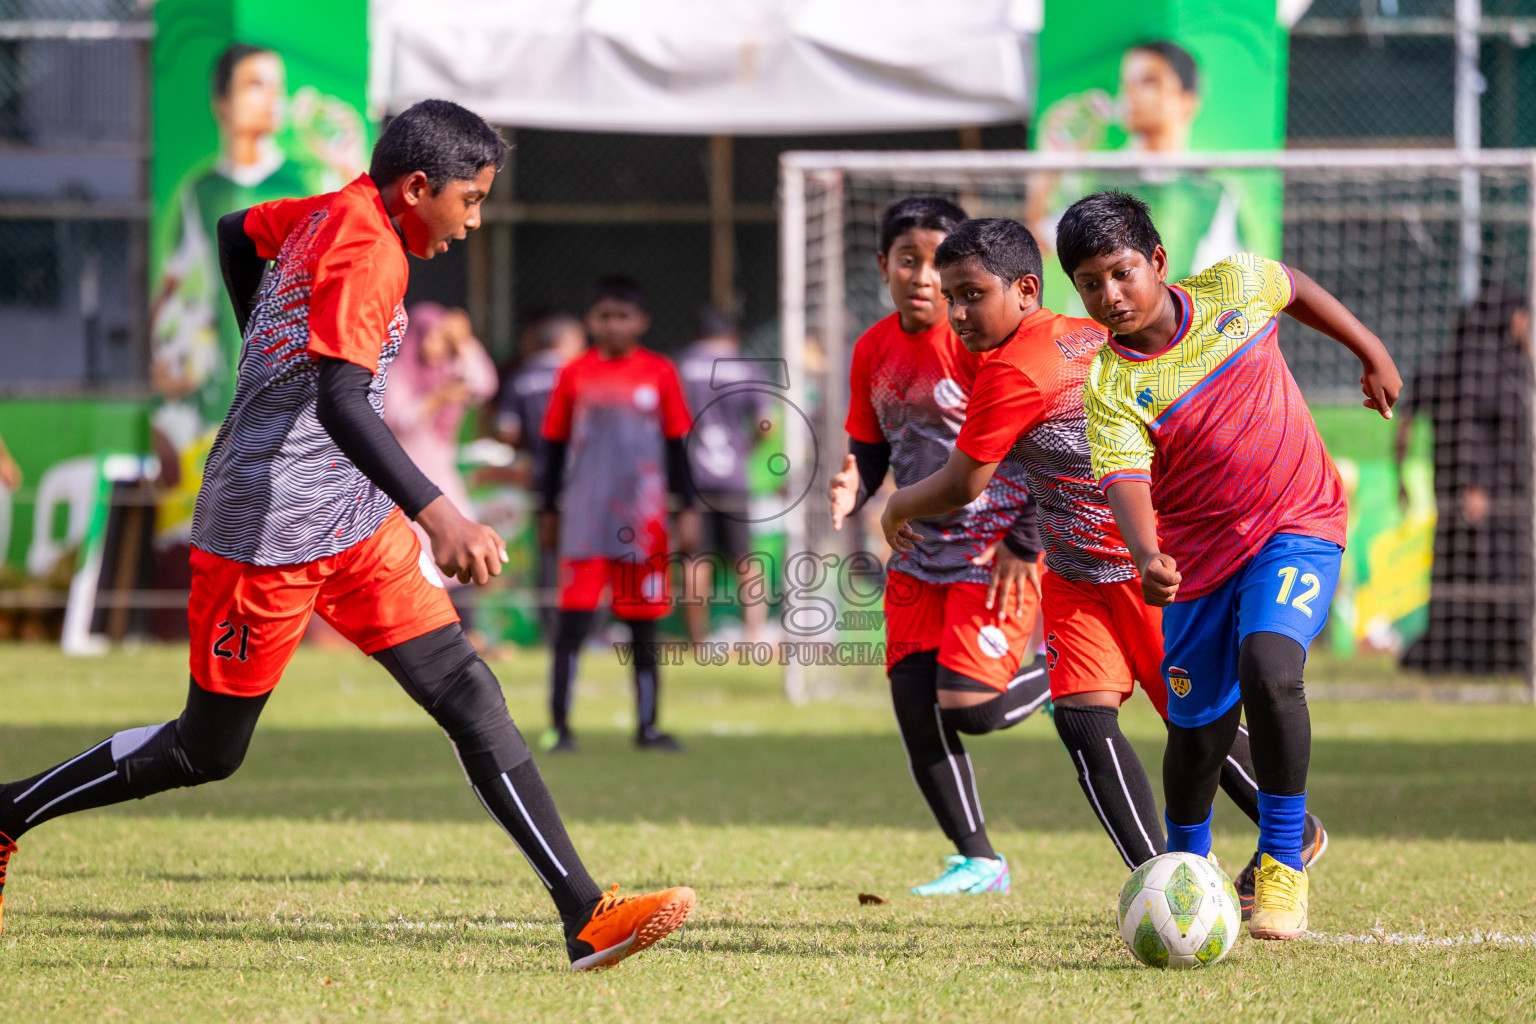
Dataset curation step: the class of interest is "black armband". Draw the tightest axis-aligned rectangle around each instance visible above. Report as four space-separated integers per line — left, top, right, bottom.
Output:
849 438 891 514
539 439 567 514
217 209 266 336
666 437 695 511
1002 496 1041 560
315 357 442 518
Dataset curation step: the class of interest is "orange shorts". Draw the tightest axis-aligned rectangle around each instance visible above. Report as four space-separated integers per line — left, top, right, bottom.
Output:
188 510 460 697
883 568 1041 691
1041 571 1167 718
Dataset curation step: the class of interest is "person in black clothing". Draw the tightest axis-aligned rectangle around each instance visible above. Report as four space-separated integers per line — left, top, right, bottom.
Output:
1399 284 1533 674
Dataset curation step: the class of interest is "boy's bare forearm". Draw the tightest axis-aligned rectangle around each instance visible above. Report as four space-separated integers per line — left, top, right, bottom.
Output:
887 450 997 523
1104 481 1161 571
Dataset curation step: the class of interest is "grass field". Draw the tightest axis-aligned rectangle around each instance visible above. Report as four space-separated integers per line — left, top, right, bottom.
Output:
0 642 1531 1022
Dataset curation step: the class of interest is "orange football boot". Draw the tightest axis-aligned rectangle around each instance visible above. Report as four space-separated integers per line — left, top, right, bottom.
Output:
0 832 16 935
566 884 696 970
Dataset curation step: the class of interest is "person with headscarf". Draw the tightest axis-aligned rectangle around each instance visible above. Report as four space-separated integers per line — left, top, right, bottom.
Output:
385 303 500 584
1399 284 1533 674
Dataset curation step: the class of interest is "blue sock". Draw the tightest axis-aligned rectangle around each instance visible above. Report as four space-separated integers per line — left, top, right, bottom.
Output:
1165 808 1213 857
1257 791 1307 870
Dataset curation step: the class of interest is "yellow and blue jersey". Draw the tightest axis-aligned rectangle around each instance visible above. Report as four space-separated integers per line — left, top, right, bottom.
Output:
1082 253 1347 599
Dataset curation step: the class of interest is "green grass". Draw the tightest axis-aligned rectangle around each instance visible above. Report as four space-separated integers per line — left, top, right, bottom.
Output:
0 643 1532 1022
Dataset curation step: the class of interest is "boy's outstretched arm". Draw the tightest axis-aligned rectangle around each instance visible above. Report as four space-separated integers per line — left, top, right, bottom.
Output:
879 448 998 553
1103 480 1181 607
1285 268 1403 418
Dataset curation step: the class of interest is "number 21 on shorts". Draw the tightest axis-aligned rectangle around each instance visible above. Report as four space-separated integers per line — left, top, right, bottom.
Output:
1275 567 1321 618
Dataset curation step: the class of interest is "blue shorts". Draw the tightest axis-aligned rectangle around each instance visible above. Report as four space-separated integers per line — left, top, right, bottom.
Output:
1160 534 1342 728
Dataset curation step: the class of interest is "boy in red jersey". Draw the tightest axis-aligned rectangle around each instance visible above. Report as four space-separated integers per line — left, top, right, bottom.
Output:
0 102 693 970
1062 191 1399 939
881 217 1324 902
830 197 1051 897
539 275 696 752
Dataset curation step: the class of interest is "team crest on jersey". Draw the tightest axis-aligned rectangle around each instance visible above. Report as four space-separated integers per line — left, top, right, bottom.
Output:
1167 665 1192 697
932 378 965 410
1215 309 1248 340
633 384 660 411
976 624 1009 659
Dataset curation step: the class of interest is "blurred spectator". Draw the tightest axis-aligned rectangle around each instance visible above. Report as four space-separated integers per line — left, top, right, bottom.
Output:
0 431 20 493
497 312 587 473
1399 283 1533 674
386 303 499 612
496 311 586 633
676 306 769 643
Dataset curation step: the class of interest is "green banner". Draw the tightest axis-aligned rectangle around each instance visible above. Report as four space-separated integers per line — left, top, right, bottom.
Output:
149 0 370 545
1030 0 1287 312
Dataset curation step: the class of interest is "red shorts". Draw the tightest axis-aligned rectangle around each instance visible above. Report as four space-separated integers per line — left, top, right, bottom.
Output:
883 568 1041 691
557 522 672 621
1041 571 1167 718
188 510 460 697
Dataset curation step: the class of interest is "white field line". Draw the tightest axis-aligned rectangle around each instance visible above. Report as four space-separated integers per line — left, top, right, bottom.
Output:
1302 930 1535 947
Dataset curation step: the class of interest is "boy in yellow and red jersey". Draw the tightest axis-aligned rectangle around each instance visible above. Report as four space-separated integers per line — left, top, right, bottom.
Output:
1064 190 1400 939
0 101 693 970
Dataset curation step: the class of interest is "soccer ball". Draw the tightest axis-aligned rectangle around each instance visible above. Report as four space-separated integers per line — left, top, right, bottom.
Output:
1116 852 1241 968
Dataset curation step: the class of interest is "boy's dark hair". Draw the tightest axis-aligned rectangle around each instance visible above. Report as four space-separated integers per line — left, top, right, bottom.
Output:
878 196 969 256
586 274 647 313
212 43 271 100
933 217 1043 285
1129 40 1198 94
695 305 738 340
1055 191 1163 278
369 99 508 192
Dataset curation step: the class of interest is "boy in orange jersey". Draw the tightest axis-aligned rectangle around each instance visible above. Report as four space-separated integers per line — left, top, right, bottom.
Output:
0 101 692 970
882 217 1324 906
831 197 1051 896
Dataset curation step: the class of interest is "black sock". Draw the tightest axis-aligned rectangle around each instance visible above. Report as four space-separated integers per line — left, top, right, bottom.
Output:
471 758 603 920
889 652 995 860
1053 704 1164 867
373 627 603 922
625 618 660 734
1216 722 1261 826
551 610 593 735
937 654 1051 735
1 680 268 841
1163 703 1243 825
1239 632 1311 796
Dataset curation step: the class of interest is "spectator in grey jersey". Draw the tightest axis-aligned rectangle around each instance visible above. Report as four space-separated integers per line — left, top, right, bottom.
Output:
676 307 769 643
497 311 586 632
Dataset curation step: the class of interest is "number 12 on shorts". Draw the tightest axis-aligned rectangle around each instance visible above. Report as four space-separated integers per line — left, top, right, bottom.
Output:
1275 567 1321 617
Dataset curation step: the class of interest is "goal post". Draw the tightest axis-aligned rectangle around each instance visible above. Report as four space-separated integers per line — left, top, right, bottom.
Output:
777 148 1536 702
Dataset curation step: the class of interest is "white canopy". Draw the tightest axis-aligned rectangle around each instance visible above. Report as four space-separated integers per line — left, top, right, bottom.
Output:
372 0 1040 134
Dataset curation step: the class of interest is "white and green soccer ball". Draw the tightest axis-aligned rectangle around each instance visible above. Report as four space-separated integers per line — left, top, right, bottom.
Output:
1117 852 1241 968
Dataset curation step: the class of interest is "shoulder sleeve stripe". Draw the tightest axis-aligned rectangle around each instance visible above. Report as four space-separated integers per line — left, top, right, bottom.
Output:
1099 469 1152 487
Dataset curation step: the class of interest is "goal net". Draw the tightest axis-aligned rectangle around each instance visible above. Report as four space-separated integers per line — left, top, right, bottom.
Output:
777 149 1536 700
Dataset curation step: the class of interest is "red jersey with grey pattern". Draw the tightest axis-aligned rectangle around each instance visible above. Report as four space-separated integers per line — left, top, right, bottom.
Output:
542 346 692 561
846 314 1033 586
956 308 1136 584
190 175 408 567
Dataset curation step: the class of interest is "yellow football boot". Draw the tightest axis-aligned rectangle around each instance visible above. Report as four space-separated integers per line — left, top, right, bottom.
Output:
1249 854 1309 940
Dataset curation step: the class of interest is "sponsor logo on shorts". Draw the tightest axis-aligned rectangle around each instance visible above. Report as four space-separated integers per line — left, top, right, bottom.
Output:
633 384 660 411
932 378 965 410
418 550 445 589
1167 665 1192 697
976 624 1009 659
1215 309 1248 340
